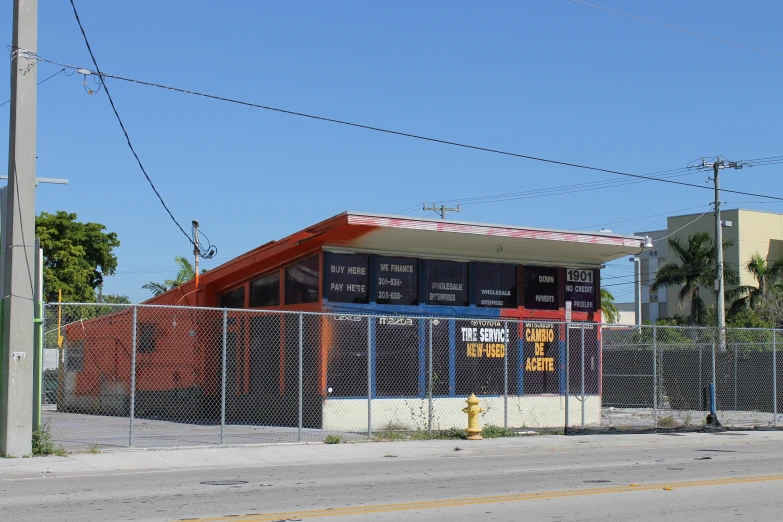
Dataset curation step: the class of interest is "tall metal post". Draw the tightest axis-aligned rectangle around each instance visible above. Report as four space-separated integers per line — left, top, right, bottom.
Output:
774 331 777 427
428 319 433 434
298 313 303 442
129 306 137 447
32 239 42 432
1 0 38 458
580 323 585 429
220 309 227 444
503 321 508 430
367 316 372 439
653 324 658 428
564 323 570 434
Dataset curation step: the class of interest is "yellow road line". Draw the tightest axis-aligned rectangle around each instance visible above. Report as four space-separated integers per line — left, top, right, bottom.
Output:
185 473 783 522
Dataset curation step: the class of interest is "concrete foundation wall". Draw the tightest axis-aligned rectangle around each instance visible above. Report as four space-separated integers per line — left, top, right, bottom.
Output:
322 395 602 431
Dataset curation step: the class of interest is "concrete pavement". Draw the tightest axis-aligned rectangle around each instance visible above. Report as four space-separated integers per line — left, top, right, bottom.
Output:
3 430 783 521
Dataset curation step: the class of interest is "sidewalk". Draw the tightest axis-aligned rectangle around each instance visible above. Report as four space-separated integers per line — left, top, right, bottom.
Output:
2 430 782 479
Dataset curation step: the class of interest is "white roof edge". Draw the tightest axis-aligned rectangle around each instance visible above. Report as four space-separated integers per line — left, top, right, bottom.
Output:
345 210 645 241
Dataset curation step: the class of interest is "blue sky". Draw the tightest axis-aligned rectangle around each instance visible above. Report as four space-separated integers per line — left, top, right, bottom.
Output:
2 0 782 303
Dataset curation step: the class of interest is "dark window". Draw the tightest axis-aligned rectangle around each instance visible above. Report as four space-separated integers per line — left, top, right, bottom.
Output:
138 323 156 353
375 317 419 397
426 260 468 306
219 287 245 309
565 268 596 312
474 262 517 308
374 256 418 305
325 316 368 397
285 256 320 304
324 252 369 304
523 266 559 310
65 341 84 372
250 272 280 307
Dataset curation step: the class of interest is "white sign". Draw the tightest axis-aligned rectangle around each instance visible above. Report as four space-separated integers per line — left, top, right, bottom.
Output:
565 301 572 323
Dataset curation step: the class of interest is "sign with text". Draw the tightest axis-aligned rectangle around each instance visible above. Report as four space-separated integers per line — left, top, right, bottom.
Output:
455 319 518 396
522 322 559 394
373 256 418 305
474 262 517 308
324 252 368 303
523 266 559 310
426 260 468 306
565 268 595 312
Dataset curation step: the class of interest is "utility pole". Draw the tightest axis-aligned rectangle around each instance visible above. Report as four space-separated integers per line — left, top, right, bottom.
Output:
699 156 746 352
192 220 200 292
1 0 38 457
422 203 461 220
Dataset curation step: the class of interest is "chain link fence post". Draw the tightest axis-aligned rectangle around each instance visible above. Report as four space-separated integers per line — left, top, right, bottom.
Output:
129 305 137 447
503 320 508 430
774 330 778 428
564 322 570 434
428 318 433 435
367 316 372 440
221 308 227 445
653 323 657 429
298 313 303 443
580 323 585 429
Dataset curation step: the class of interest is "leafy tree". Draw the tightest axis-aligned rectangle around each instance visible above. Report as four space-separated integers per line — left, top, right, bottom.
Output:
142 256 206 296
727 252 783 317
99 293 131 305
651 232 738 326
600 288 619 323
36 211 120 302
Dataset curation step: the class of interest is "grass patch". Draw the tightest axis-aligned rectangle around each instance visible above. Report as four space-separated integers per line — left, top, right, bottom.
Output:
324 435 343 444
657 416 678 428
32 424 65 456
86 444 100 454
480 425 518 438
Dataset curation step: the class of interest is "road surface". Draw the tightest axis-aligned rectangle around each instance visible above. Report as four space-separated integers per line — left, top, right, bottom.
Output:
2 432 783 521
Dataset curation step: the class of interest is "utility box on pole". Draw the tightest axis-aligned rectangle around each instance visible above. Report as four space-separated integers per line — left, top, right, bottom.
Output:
1 0 38 457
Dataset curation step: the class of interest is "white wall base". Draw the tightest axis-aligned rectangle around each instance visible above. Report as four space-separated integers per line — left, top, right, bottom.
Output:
322 395 602 431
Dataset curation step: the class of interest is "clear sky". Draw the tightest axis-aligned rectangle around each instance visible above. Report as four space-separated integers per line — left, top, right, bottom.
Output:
2 0 782 303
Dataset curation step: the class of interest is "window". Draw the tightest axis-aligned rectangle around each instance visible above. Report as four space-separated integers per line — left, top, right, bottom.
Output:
138 323 156 353
219 286 245 308
425 260 469 306
324 252 368 304
523 266 559 310
641 259 650 281
250 272 280 307
658 301 669 318
649 293 659 303
649 250 658 257
65 341 84 372
474 262 517 308
642 303 650 322
285 255 320 304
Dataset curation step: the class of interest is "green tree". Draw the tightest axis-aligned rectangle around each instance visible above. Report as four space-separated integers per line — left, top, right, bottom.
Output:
36 211 120 302
600 288 619 323
142 256 205 296
651 232 738 326
727 252 783 317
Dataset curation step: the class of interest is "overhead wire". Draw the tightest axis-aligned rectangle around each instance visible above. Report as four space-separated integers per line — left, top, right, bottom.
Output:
0 67 67 107
65 0 216 259
569 0 783 58
27 50 783 205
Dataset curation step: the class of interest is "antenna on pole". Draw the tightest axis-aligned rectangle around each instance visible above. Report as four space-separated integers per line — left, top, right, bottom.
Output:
422 203 461 220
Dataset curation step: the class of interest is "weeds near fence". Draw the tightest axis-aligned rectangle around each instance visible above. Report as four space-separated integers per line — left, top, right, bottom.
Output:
657 416 678 428
32 425 66 457
481 425 518 438
324 435 343 444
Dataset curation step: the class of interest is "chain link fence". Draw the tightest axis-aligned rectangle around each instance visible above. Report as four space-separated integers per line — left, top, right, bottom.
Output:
41 304 782 450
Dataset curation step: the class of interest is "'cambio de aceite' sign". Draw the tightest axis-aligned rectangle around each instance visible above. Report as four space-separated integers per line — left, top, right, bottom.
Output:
565 268 596 312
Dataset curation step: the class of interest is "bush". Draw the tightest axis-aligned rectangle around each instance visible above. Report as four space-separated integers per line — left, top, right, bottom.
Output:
32 425 65 456
481 425 518 438
324 435 343 444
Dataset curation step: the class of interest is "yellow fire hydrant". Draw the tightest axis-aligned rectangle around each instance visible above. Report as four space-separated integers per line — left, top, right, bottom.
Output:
462 393 484 440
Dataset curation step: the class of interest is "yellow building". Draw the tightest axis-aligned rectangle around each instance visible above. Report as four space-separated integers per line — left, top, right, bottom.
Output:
634 209 783 323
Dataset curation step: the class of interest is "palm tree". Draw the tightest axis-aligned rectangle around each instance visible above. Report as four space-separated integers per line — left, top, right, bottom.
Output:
727 252 783 316
142 256 206 296
651 232 739 326
600 288 619 323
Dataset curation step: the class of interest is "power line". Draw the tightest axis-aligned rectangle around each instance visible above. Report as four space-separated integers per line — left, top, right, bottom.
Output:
0 67 67 108
29 50 783 203
569 0 783 58
66 0 216 259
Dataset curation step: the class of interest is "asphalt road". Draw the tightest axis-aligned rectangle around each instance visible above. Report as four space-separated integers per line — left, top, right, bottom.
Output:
4 434 783 521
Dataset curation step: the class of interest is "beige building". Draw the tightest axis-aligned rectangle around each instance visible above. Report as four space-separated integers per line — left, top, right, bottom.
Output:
629 209 783 323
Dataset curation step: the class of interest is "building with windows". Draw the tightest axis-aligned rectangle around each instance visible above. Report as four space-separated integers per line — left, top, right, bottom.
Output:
61 212 647 429
624 209 783 323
